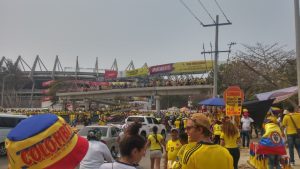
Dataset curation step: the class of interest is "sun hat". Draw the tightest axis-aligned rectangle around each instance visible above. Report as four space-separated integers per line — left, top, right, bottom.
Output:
190 113 212 133
5 114 88 169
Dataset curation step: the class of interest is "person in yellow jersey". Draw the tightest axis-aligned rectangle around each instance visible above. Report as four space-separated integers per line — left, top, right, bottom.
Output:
281 106 300 166
148 126 165 169
181 113 233 169
171 132 190 169
212 119 222 144
183 118 188 130
220 121 240 169
174 118 181 129
165 128 182 169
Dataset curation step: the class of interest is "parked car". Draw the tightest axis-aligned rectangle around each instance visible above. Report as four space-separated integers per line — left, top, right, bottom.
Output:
0 114 27 156
125 116 166 139
78 125 121 158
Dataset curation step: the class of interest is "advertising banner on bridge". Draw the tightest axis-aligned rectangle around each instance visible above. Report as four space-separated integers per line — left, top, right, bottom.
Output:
149 64 173 75
172 60 213 74
42 80 55 87
104 70 118 79
224 86 244 116
125 67 149 77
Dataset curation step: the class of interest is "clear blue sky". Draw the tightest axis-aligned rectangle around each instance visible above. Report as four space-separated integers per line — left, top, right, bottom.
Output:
0 0 295 71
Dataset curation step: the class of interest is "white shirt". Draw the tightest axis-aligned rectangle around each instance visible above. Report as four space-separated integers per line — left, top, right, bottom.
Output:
80 140 114 169
99 161 138 169
241 117 254 131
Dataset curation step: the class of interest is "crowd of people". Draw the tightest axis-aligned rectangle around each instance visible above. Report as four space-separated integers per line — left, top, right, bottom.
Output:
4 105 300 169
77 77 208 92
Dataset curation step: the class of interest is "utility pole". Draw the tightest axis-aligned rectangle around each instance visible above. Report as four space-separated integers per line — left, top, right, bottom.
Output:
201 15 232 97
294 0 300 106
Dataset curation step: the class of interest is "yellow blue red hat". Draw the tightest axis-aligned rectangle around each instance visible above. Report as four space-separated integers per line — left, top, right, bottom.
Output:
5 114 89 169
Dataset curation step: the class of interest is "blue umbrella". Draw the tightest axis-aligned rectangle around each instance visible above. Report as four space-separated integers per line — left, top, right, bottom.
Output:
199 97 225 106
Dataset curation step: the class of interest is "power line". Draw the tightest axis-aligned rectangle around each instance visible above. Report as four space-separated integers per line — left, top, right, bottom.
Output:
196 0 215 23
214 0 231 23
179 0 204 26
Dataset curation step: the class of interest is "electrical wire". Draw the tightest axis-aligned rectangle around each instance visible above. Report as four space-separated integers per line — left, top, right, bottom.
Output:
214 0 231 23
196 0 215 23
179 0 204 26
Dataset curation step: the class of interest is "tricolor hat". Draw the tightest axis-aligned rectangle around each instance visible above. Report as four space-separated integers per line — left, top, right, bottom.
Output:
5 114 89 169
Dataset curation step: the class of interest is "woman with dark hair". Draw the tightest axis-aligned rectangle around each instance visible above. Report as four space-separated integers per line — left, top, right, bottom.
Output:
147 126 165 169
220 121 240 169
99 122 147 169
80 129 114 169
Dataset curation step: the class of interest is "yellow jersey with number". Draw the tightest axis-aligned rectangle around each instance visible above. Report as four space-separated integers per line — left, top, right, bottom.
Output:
166 139 182 161
182 142 233 169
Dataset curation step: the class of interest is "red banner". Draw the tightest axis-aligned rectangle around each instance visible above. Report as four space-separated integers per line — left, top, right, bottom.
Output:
149 64 173 75
105 70 118 79
42 80 55 87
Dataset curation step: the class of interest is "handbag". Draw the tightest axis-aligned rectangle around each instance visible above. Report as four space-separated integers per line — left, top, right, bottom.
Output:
289 115 300 138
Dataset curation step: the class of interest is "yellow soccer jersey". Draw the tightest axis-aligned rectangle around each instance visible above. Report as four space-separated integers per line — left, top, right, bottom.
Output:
182 142 233 169
175 120 181 129
172 142 196 169
148 134 164 150
282 113 300 135
166 139 182 161
220 132 240 148
213 124 222 136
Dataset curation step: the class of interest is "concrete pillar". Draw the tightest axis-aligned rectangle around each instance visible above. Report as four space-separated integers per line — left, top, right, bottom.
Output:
84 99 89 111
154 95 161 114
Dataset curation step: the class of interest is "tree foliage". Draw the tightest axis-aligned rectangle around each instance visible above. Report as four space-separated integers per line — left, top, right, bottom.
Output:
207 43 296 100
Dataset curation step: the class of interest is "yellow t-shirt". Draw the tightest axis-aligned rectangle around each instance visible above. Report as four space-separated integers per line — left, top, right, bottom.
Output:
166 139 182 161
220 132 240 148
282 113 300 135
183 119 187 128
213 124 222 136
148 134 164 151
182 143 233 169
175 120 181 129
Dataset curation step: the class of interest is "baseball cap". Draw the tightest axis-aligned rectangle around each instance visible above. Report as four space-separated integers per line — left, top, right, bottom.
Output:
190 113 212 133
5 114 89 169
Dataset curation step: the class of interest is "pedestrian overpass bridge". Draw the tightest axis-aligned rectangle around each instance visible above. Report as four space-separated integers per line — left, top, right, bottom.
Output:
57 85 213 100
57 85 213 112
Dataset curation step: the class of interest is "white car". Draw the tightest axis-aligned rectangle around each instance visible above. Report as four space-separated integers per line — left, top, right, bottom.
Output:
125 116 167 139
78 125 121 158
0 114 27 156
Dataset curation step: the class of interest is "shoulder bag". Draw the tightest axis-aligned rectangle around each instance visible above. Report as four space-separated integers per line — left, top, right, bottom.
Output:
290 115 300 138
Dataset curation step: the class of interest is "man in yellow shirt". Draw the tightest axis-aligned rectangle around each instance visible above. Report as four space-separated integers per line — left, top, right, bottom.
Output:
282 106 300 166
181 113 233 169
174 118 181 129
165 128 182 169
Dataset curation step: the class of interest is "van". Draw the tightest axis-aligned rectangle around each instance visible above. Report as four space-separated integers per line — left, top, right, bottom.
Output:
0 114 27 156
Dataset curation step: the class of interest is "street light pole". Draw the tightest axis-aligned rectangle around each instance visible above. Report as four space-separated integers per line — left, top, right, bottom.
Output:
294 0 300 106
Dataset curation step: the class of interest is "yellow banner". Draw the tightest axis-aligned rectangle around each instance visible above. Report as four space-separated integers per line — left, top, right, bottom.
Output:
225 96 242 116
172 60 213 74
126 67 149 77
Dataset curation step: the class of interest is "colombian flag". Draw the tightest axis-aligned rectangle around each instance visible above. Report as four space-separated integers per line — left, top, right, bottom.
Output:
256 123 286 155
